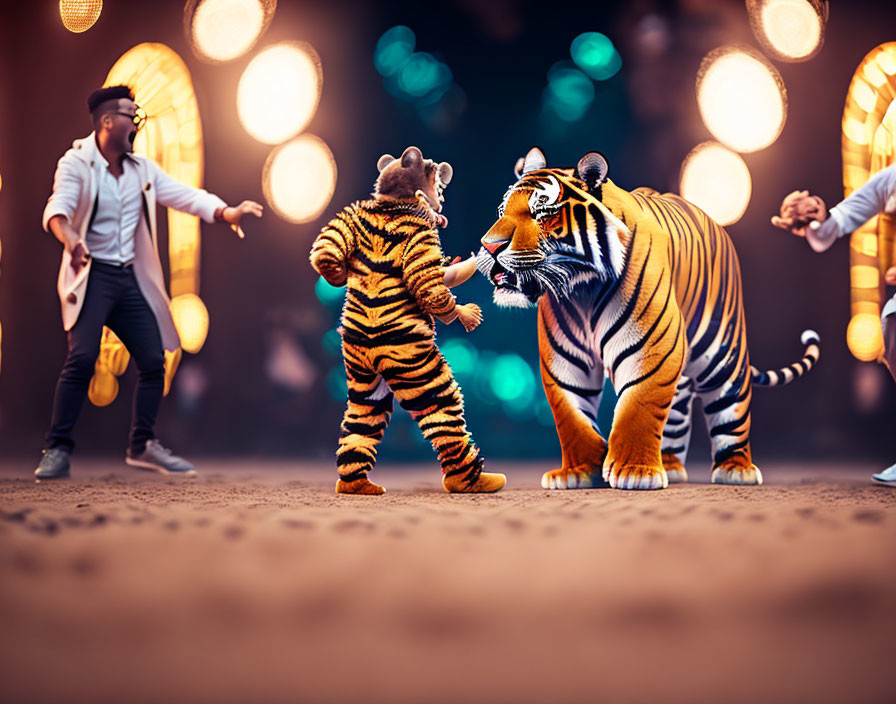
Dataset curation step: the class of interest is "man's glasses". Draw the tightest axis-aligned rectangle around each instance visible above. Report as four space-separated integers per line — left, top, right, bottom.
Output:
110 106 147 132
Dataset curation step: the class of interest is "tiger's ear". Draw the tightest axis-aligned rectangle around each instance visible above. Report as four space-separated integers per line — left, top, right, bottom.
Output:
575 151 609 191
513 157 525 179
377 154 395 172
520 146 547 175
437 161 453 185
400 146 424 169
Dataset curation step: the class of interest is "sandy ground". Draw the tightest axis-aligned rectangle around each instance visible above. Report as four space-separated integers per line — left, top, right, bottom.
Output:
0 459 894 704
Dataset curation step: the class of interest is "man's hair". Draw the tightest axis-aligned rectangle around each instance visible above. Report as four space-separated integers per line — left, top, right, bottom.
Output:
87 85 134 120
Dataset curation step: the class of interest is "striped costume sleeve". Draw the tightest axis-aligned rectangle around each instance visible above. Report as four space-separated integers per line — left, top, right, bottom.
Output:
310 206 357 286
401 226 458 321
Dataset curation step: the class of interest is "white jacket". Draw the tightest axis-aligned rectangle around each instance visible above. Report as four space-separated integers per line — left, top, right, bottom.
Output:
42 133 225 351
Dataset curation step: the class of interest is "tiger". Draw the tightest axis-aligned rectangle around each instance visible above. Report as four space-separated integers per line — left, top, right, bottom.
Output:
310 146 506 495
475 147 820 490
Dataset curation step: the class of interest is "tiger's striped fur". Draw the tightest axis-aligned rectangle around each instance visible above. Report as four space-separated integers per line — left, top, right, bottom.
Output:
476 149 820 490
311 198 495 493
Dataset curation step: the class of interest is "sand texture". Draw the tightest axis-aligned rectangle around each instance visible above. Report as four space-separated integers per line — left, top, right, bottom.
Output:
0 460 894 704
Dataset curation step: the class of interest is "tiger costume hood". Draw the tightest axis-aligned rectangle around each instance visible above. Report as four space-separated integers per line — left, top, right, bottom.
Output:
374 146 453 227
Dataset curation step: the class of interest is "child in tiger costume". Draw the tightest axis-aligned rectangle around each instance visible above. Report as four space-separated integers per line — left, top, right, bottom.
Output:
476 147 820 490
310 146 506 495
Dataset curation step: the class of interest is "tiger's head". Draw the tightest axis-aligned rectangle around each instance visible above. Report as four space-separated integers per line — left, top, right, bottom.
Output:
476 147 630 307
374 146 453 226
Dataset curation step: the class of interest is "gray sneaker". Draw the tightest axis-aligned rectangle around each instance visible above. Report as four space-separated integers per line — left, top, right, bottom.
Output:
35 448 72 480
126 440 197 476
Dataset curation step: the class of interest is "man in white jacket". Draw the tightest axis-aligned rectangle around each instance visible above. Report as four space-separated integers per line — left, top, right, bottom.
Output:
36 85 262 480
772 163 896 485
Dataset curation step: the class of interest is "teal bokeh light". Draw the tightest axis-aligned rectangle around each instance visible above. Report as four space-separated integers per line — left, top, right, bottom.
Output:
398 52 452 98
571 32 622 80
315 276 345 308
326 366 347 401
544 63 595 121
374 26 415 77
322 328 341 357
489 354 535 403
441 337 479 376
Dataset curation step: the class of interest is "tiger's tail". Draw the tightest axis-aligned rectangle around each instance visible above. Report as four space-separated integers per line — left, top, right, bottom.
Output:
751 330 820 387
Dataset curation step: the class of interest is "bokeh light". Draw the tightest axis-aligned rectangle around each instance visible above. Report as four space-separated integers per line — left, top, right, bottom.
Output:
489 354 535 405
326 366 347 401
102 43 208 403
322 328 341 357
263 134 337 223
747 0 827 63
697 46 787 153
571 32 622 80
237 42 322 144
170 294 210 354
679 141 752 226
374 26 416 77
59 0 102 33
441 338 478 376
398 52 452 99
543 63 595 122
314 276 346 307
187 0 276 63
847 313 884 362
841 43 896 362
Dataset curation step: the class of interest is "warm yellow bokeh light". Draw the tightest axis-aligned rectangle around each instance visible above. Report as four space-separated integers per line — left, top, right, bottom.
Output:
237 42 322 144
757 0 823 61
847 313 885 362
263 134 337 224
59 0 102 33
679 142 751 226
697 47 787 153
170 294 210 354
189 0 275 63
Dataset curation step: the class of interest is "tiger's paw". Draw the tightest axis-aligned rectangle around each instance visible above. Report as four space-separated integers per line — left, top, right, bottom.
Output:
541 465 606 490
443 471 506 494
710 464 762 486
335 477 387 495
710 463 763 486
661 453 689 484
603 462 669 490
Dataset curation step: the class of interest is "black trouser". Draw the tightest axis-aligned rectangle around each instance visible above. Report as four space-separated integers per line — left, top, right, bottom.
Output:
46 261 165 454
885 305 896 385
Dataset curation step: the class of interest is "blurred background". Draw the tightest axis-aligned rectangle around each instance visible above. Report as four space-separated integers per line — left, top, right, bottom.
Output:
0 0 893 465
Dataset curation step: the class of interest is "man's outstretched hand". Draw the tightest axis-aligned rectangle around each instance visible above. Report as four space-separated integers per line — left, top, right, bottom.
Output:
771 190 827 237
220 200 264 238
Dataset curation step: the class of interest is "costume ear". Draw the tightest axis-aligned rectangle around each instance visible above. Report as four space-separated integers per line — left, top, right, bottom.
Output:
400 146 423 169
575 151 609 190
521 147 547 175
377 154 395 172
437 161 453 185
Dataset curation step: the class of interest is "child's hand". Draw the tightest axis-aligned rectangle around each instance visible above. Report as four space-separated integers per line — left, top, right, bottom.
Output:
456 303 483 331
444 255 479 288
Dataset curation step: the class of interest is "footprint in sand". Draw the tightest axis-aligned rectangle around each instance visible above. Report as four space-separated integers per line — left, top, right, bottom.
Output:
332 519 374 534
282 519 315 531
852 510 884 524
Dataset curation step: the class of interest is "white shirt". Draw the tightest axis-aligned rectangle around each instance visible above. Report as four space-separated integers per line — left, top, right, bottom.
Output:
86 150 143 264
809 164 896 252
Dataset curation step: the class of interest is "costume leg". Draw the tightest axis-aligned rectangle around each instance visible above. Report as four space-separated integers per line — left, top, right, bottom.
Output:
335 342 394 491
45 266 120 452
661 376 694 483
106 270 165 455
378 340 502 492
